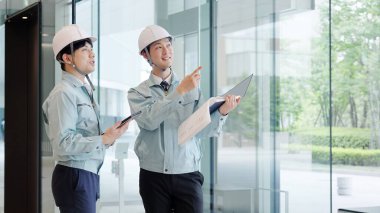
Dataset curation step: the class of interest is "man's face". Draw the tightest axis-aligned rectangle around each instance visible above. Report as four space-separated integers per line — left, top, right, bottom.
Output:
148 38 173 69
67 42 95 74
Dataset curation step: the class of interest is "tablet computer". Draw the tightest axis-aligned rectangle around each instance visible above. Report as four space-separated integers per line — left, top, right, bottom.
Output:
117 110 142 128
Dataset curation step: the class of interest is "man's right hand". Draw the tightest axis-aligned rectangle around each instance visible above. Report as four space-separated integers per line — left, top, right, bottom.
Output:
176 66 202 95
102 120 129 146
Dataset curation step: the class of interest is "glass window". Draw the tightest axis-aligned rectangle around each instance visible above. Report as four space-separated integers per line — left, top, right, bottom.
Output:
277 2 331 212
167 0 207 15
215 0 259 211
95 0 205 211
215 0 380 212
5 0 39 14
0 1 5 24
184 34 199 74
215 0 330 212
96 0 154 211
40 1 57 213
331 0 380 211
41 1 72 212
37 0 380 212
168 0 184 15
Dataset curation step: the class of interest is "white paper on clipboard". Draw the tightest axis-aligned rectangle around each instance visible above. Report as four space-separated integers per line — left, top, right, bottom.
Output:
178 74 253 144
178 97 225 145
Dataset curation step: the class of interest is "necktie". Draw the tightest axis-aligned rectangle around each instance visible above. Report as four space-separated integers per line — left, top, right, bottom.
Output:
160 81 170 92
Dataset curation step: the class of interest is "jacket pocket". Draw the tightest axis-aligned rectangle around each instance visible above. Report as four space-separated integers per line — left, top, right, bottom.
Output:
177 95 197 122
77 103 97 130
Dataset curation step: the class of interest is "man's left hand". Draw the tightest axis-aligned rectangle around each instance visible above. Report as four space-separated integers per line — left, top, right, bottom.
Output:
218 95 241 116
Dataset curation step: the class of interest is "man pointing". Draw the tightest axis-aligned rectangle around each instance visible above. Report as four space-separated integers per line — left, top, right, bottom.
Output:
128 25 240 213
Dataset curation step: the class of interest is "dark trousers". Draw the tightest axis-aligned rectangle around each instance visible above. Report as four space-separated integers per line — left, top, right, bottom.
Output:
52 164 100 213
139 168 204 213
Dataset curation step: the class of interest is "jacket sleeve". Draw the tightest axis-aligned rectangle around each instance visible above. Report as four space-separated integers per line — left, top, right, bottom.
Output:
128 86 183 131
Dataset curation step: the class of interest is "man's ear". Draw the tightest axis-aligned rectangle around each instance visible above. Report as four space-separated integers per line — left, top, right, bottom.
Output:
62 53 73 64
141 51 148 60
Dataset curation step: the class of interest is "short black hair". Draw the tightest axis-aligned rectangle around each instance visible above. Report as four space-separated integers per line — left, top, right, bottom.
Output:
56 38 93 71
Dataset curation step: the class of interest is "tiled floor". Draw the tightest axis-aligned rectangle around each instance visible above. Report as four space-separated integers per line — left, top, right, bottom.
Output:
2 140 380 213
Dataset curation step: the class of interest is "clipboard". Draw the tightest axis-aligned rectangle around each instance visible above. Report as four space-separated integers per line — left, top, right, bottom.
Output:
209 74 253 114
178 74 253 144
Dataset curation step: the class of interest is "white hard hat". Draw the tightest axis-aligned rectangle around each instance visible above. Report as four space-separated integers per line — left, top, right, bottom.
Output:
52 24 96 59
138 25 173 53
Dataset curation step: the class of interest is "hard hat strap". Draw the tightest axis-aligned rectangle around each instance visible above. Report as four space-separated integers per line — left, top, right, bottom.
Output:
70 43 96 91
144 47 154 67
85 75 96 91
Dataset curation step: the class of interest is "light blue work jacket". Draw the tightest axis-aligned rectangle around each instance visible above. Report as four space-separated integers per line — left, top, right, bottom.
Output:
128 72 227 174
42 71 106 174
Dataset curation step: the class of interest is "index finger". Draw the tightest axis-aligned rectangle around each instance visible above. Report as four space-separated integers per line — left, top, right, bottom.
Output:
191 66 203 75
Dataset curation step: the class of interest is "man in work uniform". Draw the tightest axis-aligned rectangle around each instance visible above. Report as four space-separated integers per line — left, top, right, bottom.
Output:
128 25 241 213
43 24 129 213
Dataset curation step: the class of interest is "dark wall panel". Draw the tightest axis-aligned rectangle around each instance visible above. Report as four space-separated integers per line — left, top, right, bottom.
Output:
4 2 41 213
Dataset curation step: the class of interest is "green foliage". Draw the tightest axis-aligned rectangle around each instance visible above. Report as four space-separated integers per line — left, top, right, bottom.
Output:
307 0 380 128
312 146 380 166
278 77 305 130
223 0 380 147
289 127 380 166
290 127 371 149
